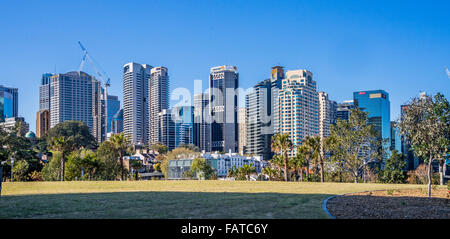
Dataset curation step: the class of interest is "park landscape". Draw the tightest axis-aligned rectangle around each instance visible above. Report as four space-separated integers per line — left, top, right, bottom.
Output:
1 180 448 219
0 92 449 219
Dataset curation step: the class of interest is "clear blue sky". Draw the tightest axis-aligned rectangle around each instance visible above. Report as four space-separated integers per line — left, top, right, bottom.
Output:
1 0 449 132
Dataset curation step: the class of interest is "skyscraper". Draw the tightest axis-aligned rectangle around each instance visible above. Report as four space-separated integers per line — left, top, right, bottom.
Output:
105 94 120 133
148 66 169 146
318 92 336 140
278 69 319 156
112 109 124 134
271 66 284 134
0 85 18 122
36 73 52 137
193 92 211 152
238 107 247 154
209 65 239 153
158 109 175 151
123 62 152 145
49 71 102 140
353 90 391 154
172 106 194 147
336 100 355 121
36 110 49 138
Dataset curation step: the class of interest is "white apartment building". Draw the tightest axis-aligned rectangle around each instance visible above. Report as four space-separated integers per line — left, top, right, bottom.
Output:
123 62 152 145
148 66 169 145
278 69 319 156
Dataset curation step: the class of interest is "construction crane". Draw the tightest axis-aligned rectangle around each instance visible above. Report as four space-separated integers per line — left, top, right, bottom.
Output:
78 41 111 140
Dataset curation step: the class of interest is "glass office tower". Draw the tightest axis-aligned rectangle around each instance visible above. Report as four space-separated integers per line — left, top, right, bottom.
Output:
0 85 18 122
353 90 391 155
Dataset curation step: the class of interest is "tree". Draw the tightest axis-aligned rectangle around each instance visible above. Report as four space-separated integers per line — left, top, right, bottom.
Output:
271 133 293 182
398 93 450 197
13 160 29 181
296 145 314 181
262 167 279 181
150 143 168 155
48 136 75 181
130 159 143 180
46 121 97 149
303 136 324 182
161 147 200 178
41 151 62 181
325 108 381 183
378 150 407 184
289 150 308 181
239 164 256 181
96 141 122 180
189 157 215 180
108 133 131 180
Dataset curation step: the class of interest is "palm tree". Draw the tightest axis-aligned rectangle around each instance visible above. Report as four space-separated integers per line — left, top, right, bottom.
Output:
109 133 130 180
296 145 311 181
271 133 293 182
289 151 307 181
48 136 74 181
303 136 325 182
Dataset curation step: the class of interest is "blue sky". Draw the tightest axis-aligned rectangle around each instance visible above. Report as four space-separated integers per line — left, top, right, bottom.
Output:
1 0 449 132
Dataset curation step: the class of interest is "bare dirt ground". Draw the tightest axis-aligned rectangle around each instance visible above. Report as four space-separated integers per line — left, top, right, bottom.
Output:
327 188 450 219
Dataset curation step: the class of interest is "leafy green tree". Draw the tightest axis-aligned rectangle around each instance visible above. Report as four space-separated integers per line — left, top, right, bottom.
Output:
262 167 279 181
296 145 312 181
325 108 381 183
48 136 75 181
130 159 143 180
45 121 97 149
96 141 122 180
271 133 293 182
378 150 407 184
303 136 325 182
289 151 308 181
239 163 256 181
150 143 169 154
398 93 450 197
42 151 62 181
109 133 131 180
13 160 29 181
65 151 83 180
190 157 215 180
162 147 200 178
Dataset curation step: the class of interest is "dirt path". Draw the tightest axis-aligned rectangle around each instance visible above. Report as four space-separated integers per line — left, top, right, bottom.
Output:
326 188 450 219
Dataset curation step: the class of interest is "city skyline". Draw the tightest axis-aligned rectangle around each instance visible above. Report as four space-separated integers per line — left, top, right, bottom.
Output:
1 0 449 132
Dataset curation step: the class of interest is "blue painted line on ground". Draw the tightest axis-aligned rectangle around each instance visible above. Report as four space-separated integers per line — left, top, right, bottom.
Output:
322 195 337 219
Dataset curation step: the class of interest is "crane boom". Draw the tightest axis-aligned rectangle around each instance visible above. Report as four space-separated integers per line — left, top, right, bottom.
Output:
77 41 112 140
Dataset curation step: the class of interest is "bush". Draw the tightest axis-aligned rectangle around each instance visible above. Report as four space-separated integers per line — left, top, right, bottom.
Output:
13 160 29 181
29 171 43 181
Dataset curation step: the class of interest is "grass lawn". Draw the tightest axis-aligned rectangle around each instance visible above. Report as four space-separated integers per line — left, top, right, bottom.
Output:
0 181 432 219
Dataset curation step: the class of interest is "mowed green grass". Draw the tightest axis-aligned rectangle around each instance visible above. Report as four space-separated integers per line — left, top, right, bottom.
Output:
0 181 428 219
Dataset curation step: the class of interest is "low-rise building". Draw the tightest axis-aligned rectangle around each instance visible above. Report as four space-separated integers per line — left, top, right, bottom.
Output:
168 151 263 179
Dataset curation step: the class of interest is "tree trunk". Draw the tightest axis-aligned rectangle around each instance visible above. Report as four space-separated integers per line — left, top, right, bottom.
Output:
320 159 324 183
427 154 432 198
283 151 288 182
60 154 65 182
306 163 310 182
120 151 124 181
439 163 444 186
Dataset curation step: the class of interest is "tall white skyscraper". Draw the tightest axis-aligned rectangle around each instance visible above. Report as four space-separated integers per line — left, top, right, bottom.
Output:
278 69 319 156
318 92 336 140
148 66 169 146
123 62 152 145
